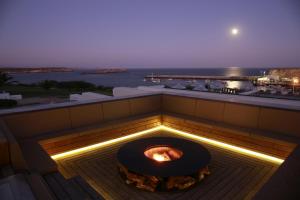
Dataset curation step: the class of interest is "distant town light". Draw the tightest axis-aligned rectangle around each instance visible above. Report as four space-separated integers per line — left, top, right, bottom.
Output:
293 77 299 94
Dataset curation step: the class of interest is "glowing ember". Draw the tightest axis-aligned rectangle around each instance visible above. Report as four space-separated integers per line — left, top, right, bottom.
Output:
144 146 183 162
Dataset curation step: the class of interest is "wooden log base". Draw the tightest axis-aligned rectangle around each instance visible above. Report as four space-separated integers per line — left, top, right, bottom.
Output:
118 164 210 192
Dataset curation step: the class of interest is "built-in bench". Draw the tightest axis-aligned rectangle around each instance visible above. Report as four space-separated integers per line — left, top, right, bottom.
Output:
161 94 300 158
162 112 297 159
38 113 161 155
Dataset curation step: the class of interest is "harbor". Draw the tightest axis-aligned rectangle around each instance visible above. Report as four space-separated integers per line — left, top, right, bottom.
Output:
144 74 259 81
143 71 300 99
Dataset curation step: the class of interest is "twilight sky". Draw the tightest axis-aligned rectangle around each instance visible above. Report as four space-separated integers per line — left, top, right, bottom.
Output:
0 0 300 68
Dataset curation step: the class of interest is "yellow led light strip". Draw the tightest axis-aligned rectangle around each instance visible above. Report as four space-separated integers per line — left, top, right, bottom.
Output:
161 125 284 164
51 125 284 164
51 126 161 160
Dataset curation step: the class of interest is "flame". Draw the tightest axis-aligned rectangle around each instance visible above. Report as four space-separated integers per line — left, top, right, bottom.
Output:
152 152 171 162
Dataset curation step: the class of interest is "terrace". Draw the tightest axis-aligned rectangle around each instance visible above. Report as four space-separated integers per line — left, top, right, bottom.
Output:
0 91 299 199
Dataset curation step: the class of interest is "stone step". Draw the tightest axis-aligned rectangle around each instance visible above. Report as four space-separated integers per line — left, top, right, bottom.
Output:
0 174 36 200
44 172 104 200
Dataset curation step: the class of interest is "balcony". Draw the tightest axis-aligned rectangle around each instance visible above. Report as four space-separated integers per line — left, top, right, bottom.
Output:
0 92 299 199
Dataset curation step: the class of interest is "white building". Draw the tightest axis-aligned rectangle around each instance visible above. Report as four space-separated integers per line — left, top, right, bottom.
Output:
0 92 22 100
69 92 110 101
257 75 280 84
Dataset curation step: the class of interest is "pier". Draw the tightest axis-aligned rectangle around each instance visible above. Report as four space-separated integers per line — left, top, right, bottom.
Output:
144 75 259 81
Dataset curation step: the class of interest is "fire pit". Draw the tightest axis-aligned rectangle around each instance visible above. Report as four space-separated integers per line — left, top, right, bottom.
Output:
117 137 211 192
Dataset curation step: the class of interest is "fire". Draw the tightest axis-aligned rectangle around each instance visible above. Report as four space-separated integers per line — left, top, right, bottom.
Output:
152 152 171 162
145 146 183 162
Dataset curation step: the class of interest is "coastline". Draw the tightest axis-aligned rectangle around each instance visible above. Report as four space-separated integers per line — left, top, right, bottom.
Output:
0 67 74 74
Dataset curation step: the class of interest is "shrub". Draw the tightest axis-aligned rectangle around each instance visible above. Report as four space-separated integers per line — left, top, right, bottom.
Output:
0 99 17 108
58 81 96 90
39 80 59 90
0 72 13 86
97 85 113 91
185 85 194 90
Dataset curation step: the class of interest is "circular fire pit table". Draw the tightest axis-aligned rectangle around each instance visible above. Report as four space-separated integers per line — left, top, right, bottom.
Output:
117 137 211 192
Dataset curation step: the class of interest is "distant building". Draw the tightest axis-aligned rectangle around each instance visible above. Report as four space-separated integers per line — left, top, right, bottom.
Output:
69 92 110 101
257 75 280 84
268 68 300 79
0 92 22 100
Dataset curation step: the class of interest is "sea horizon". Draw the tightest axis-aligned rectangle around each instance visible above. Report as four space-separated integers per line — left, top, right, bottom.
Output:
9 67 267 88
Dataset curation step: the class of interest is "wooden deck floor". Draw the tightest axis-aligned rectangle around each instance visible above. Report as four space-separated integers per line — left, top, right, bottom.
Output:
55 131 279 200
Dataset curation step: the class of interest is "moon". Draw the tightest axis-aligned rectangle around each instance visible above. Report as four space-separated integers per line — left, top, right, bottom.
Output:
231 28 239 35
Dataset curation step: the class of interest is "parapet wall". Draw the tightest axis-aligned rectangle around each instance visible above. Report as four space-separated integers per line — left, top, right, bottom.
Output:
1 95 161 140
162 94 300 139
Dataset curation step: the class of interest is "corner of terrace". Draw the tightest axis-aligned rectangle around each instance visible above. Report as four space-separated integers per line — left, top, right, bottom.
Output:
0 91 299 199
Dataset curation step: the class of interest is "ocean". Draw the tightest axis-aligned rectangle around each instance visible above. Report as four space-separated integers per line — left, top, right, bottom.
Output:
11 68 266 89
